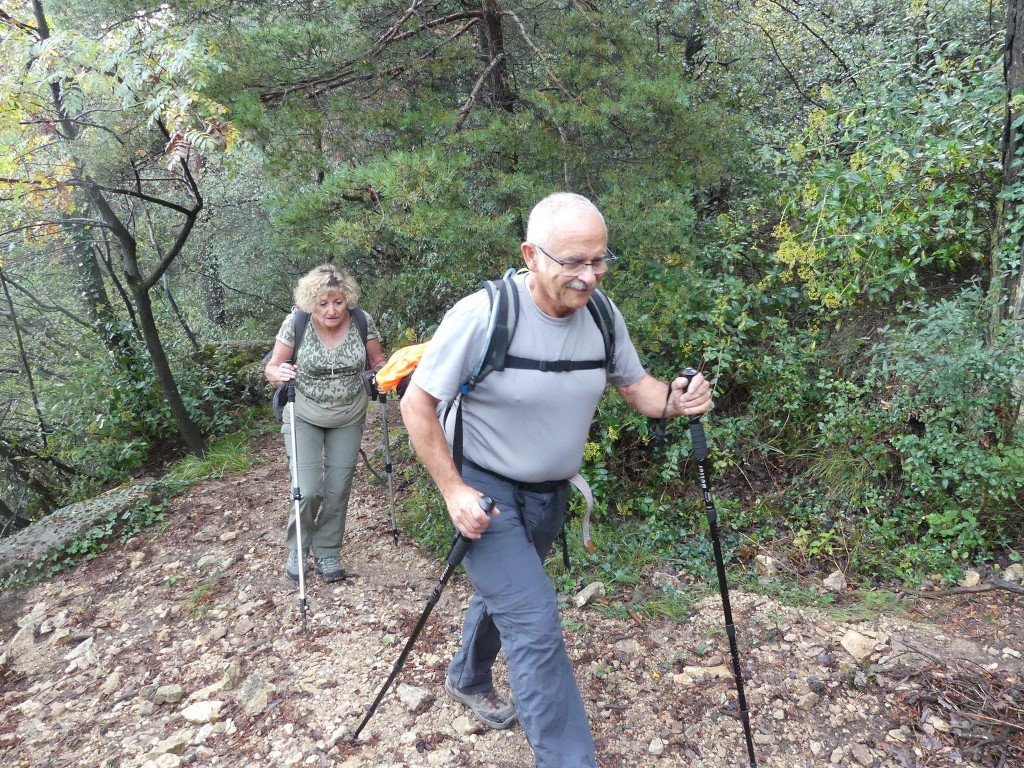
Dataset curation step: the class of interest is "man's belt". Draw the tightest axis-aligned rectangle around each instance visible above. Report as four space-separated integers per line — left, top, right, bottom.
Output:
463 460 596 553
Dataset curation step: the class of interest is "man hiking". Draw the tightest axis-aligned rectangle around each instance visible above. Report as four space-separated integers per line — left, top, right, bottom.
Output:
400 192 713 767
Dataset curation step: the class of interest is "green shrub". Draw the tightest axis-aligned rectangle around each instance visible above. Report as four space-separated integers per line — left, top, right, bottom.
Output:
791 288 1024 581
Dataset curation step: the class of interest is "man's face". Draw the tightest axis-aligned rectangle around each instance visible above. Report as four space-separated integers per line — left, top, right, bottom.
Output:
522 209 607 318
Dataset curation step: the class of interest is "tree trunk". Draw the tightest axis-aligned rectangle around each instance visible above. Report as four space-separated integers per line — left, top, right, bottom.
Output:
29 0 208 457
163 271 200 351
65 221 143 370
0 270 48 445
202 251 226 326
480 0 515 113
0 440 59 513
987 0 1024 434
132 285 206 456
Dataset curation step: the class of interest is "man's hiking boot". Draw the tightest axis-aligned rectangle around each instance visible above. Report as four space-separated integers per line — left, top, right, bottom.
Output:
444 677 517 729
315 556 347 583
285 549 307 582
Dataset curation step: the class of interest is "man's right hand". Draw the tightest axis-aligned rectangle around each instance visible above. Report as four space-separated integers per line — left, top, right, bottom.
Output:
445 485 498 539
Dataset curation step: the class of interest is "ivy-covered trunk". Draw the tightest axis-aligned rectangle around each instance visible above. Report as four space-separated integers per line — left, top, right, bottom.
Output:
988 0 1024 435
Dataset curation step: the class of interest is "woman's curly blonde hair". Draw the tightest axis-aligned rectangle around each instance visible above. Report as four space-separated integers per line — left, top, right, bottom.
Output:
293 264 361 312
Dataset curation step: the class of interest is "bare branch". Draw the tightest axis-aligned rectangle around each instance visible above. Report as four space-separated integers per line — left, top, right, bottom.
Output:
454 54 506 132
758 0 857 89
501 11 571 98
0 218 112 237
0 272 92 328
259 9 482 103
744 18 828 110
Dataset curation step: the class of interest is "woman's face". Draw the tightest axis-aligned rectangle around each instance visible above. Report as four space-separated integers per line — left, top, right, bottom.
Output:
313 291 348 331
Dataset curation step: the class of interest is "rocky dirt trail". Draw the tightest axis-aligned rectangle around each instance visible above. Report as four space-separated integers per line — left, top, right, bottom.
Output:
1 406 1022 768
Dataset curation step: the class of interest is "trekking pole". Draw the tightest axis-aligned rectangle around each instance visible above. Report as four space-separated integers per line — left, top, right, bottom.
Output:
285 381 308 635
363 371 398 542
680 368 756 767
351 496 495 740
379 391 399 544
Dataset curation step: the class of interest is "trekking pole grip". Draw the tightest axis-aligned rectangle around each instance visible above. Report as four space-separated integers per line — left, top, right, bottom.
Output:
447 496 495 566
679 368 708 462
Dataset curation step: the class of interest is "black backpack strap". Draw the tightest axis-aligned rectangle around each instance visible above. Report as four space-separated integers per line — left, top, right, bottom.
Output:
585 288 615 371
451 392 466 474
350 307 369 346
452 269 518 472
499 286 615 373
290 310 310 363
502 356 606 372
463 268 518 392
349 306 373 371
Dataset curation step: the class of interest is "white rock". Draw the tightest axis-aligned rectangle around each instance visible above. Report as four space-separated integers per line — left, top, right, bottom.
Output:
181 700 224 724
142 755 181 768
1002 563 1024 583
151 731 191 756
797 692 820 710
63 636 94 661
452 715 483 736
396 683 434 713
823 570 847 592
754 555 779 576
648 737 665 756
961 569 981 587
154 684 185 705
573 581 605 608
681 664 733 681
840 630 878 661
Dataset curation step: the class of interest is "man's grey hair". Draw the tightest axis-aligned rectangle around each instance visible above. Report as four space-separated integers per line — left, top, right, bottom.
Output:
293 264 361 312
525 192 605 246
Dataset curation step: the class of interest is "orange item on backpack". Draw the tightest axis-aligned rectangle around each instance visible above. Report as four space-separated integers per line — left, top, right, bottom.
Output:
374 342 430 394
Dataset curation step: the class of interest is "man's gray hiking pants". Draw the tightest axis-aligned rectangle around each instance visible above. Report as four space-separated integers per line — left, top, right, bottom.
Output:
447 463 597 768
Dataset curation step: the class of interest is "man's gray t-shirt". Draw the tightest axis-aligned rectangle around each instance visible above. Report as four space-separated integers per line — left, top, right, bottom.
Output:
412 273 646 483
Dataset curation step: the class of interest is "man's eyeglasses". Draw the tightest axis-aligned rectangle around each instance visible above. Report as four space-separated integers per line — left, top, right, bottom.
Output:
530 243 616 277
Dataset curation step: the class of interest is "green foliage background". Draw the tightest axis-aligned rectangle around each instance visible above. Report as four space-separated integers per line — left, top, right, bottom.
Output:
1 0 1021 587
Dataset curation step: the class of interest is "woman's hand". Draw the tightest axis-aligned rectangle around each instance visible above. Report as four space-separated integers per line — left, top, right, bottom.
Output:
265 341 297 385
276 362 297 384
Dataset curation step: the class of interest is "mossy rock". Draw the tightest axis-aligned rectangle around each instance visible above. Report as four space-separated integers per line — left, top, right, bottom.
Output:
0 481 160 583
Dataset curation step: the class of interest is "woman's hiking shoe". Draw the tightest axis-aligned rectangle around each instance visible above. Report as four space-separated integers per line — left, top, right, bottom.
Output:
314 556 347 582
444 677 517 729
285 549 306 582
